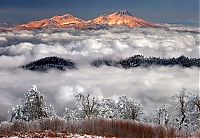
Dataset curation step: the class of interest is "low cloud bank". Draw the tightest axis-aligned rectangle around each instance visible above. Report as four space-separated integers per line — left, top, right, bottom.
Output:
0 67 198 121
0 25 199 121
0 26 199 60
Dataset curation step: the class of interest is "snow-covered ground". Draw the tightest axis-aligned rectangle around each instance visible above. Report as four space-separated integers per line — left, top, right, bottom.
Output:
65 134 109 138
4 133 111 138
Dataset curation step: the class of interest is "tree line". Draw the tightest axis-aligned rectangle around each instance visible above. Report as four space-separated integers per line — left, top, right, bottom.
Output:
91 55 200 68
7 85 200 135
21 55 200 72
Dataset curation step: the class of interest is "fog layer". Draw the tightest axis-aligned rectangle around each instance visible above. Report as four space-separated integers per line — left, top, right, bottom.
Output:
0 25 199 121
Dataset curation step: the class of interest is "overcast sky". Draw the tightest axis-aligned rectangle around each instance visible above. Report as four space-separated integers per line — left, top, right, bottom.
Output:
0 0 199 24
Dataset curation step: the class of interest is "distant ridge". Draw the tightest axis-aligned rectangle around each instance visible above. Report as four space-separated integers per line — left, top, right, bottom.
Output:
16 10 159 30
16 14 86 30
22 57 76 72
91 55 200 68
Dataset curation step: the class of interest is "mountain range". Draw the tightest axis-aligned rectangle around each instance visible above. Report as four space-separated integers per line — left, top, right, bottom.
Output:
16 10 159 30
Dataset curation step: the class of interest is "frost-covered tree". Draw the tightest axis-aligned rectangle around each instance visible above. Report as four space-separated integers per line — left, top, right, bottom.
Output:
185 93 200 133
169 89 188 131
117 95 143 121
63 107 80 122
64 94 143 121
150 89 200 134
74 92 100 119
9 85 55 122
169 89 200 134
63 107 73 121
153 105 170 126
98 96 143 121
98 98 117 119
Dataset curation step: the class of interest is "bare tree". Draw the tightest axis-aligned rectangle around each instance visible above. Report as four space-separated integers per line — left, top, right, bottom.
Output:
98 98 117 119
153 105 169 126
186 93 200 133
117 95 143 121
167 89 200 134
170 89 188 131
75 93 99 119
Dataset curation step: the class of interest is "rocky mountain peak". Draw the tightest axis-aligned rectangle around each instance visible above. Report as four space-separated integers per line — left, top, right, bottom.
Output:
114 10 133 17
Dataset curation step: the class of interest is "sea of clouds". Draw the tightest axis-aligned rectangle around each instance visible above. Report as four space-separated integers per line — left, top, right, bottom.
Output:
0 25 199 121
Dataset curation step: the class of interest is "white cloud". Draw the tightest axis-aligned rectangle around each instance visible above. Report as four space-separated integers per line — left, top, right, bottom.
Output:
56 86 74 104
6 42 33 56
0 25 199 121
0 36 7 44
0 55 25 68
0 26 199 58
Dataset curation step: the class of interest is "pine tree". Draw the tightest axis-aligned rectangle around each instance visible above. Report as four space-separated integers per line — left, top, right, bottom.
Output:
9 85 55 122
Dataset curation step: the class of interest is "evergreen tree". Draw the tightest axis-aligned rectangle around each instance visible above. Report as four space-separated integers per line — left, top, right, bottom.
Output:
9 85 55 122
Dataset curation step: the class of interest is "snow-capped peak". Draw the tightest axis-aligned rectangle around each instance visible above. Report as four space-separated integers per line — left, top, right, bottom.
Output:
49 14 80 21
16 11 158 30
114 10 133 17
61 14 73 18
